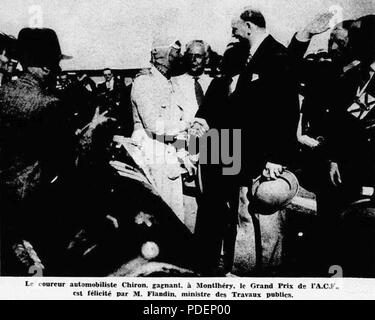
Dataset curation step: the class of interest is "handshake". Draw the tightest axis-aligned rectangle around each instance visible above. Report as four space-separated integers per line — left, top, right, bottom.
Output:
188 117 210 138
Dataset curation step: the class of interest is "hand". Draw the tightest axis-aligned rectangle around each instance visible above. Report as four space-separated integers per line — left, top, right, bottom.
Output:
189 117 209 138
296 12 334 41
262 162 284 180
299 135 320 149
89 106 115 130
177 150 198 176
182 156 197 176
194 117 209 130
329 161 342 187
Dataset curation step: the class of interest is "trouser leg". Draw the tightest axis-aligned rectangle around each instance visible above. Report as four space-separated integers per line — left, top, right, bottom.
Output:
256 209 286 275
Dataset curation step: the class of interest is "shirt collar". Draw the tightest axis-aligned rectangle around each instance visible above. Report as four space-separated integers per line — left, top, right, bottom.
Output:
249 32 269 57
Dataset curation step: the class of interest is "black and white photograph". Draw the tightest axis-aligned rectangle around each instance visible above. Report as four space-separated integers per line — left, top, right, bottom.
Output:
0 0 375 284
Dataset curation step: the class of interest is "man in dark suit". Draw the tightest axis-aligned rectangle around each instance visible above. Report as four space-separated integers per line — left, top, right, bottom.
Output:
194 42 249 276
327 15 375 190
195 7 299 276
230 6 300 275
323 15 375 277
0 28 112 276
97 68 115 93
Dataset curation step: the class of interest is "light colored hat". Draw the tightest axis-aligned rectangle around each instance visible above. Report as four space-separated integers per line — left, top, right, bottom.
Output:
251 170 299 214
150 36 181 63
151 35 181 51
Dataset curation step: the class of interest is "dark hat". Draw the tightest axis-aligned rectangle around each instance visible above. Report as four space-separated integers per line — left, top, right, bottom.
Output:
17 28 72 68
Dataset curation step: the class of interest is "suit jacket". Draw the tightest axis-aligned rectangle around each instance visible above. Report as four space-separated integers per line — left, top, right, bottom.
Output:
198 76 236 125
196 75 243 192
97 79 113 93
0 73 76 202
287 33 310 63
326 63 375 186
236 35 300 180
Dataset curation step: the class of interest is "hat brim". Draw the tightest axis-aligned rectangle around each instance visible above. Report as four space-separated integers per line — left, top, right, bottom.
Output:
251 170 299 215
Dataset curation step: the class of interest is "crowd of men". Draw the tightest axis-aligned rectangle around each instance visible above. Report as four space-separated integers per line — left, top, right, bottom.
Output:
0 6 375 277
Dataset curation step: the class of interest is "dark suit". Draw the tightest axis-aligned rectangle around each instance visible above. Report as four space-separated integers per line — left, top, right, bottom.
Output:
195 35 300 275
313 64 375 221
237 35 299 275
237 35 300 179
327 64 375 186
322 63 375 277
0 73 80 275
97 81 109 94
194 75 244 275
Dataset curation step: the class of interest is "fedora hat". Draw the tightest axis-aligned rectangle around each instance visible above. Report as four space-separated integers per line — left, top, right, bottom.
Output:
17 28 72 68
251 170 299 214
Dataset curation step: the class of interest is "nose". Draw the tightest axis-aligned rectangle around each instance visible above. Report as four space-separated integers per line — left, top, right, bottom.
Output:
192 56 199 63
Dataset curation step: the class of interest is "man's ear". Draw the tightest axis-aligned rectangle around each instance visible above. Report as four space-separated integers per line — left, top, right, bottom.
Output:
245 21 253 34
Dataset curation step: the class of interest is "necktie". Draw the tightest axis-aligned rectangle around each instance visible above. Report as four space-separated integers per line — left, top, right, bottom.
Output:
194 76 204 107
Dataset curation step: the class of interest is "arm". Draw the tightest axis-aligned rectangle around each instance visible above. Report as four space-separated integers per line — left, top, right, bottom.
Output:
288 12 334 61
288 33 311 62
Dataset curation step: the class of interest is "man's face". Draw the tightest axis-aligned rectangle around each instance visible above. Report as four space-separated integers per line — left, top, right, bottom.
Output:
231 18 250 43
103 69 113 82
329 26 350 64
185 43 206 76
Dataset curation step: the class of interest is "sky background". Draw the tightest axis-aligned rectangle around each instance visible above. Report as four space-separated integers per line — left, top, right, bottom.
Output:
0 0 374 70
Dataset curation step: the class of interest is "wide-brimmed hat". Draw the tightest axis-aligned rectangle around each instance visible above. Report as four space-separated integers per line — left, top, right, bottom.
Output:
17 28 72 68
251 170 299 214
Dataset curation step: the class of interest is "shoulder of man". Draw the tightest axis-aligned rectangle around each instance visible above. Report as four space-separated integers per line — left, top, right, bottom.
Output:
0 75 59 121
133 68 155 85
261 39 294 77
257 35 288 61
134 68 153 79
131 69 157 101
171 73 190 84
